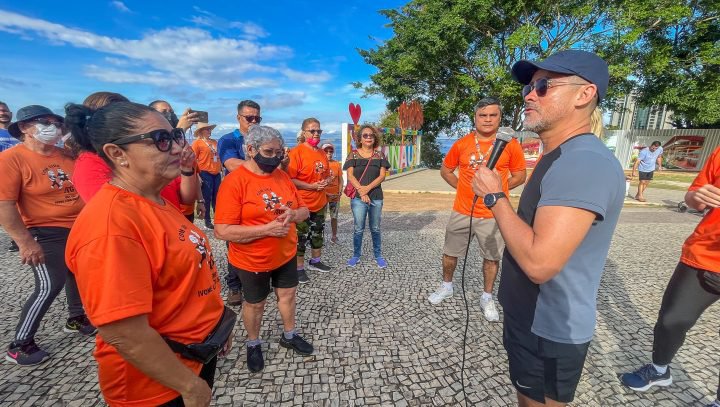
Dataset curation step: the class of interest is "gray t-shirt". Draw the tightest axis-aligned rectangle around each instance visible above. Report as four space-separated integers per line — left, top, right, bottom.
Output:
498 134 625 344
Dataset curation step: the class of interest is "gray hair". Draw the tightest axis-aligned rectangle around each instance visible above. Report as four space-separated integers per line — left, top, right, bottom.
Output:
245 125 285 152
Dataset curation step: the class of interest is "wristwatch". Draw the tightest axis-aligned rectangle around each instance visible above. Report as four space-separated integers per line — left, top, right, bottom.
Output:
483 192 507 208
180 169 195 176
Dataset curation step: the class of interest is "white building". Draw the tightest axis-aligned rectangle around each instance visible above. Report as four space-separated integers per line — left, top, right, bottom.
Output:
609 92 674 130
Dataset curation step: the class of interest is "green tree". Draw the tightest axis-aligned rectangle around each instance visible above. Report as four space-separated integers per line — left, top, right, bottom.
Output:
357 0 634 145
615 0 720 127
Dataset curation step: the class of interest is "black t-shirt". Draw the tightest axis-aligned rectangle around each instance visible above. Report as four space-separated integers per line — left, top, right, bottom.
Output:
343 151 391 200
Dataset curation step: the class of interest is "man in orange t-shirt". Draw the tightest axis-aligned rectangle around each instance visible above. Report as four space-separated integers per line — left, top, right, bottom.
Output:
428 98 526 322
286 118 331 283
191 122 221 229
621 146 720 400
322 142 343 244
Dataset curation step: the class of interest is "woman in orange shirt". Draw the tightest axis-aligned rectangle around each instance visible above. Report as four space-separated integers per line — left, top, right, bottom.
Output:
64 101 229 406
215 125 313 373
191 122 221 229
0 105 95 367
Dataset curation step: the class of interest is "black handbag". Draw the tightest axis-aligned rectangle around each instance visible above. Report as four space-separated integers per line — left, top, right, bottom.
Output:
164 306 237 364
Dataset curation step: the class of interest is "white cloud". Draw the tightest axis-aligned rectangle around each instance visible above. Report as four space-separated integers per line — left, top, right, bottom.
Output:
110 1 131 13
281 69 332 83
229 21 268 39
0 10 332 91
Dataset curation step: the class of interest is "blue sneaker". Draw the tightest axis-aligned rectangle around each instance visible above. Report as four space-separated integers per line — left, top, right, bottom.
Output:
621 364 672 391
375 257 388 269
347 257 360 267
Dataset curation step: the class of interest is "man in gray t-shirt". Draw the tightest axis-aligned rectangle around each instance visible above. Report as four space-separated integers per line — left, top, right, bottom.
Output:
472 50 624 406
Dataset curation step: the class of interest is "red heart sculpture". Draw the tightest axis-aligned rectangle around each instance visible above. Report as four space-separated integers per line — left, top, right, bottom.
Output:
349 103 362 124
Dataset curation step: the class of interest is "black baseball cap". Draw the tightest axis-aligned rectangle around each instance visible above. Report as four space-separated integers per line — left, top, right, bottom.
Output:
511 50 609 101
8 105 63 139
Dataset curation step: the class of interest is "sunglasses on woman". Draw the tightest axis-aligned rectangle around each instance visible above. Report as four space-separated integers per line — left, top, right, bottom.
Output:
361 132 375 139
305 129 323 136
111 128 187 152
522 78 587 98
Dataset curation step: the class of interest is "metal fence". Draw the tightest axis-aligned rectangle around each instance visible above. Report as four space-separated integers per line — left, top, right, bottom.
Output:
606 129 720 170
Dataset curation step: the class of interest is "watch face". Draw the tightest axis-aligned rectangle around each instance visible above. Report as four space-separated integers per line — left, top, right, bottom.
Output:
483 194 496 208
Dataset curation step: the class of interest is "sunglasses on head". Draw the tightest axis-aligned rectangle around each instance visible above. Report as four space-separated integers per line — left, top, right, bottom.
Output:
361 133 375 139
305 129 323 136
111 128 186 152
522 77 587 98
241 115 262 123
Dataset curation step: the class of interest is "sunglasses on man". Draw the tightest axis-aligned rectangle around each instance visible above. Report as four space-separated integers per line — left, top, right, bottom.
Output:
111 128 187 152
240 115 262 123
305 129 323 136
33 117 63 126
522 77 587 98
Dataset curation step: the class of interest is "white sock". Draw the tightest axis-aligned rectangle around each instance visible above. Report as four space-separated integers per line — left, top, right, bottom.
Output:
481 292 493 301
652 363 668 374
442 282 453 290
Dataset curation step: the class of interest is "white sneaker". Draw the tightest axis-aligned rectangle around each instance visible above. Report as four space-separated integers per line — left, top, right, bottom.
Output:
480 296 500 322
428 285 453 305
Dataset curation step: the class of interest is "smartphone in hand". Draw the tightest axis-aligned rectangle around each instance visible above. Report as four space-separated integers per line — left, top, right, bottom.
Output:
193 110 209 123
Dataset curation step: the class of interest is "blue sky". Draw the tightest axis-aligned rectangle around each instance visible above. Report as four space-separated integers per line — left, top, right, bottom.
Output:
0 0 406 139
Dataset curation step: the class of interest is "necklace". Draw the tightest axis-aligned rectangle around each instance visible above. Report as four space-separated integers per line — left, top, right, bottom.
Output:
110 181 166 205
473 132 494 166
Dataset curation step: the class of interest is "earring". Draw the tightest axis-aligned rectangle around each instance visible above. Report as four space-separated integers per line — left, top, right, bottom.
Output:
120 161 128 167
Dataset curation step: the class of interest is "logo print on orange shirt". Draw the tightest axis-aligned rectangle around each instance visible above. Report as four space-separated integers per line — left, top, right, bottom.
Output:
469 154 483 170
262 191 283 211
46 167 72 189
314 161 325 173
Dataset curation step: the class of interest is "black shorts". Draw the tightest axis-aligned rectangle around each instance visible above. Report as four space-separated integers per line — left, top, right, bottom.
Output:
503 315 590 403
639 171 654 180
230 258 298 304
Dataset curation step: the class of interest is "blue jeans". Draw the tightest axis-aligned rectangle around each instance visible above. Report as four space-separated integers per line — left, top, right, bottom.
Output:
199 171 221 224
350 197 383 258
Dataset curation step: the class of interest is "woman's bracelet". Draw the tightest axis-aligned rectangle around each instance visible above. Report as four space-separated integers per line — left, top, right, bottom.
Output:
180 168 195 176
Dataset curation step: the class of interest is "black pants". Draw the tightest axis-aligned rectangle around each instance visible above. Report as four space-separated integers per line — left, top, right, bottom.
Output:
14 227 85 344
224 241 241 291
652 262 720 398
159 356 218 406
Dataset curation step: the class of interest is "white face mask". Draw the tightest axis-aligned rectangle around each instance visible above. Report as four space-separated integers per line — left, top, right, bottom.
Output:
33 123 63 145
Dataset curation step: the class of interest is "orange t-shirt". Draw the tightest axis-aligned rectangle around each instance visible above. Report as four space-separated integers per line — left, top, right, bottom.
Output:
287 143 330 212
443 133 526 218
65 184 224 406
681 146 720 272
191 138 221 175
0 144 83 228
215 165 305 272
325 160 342 203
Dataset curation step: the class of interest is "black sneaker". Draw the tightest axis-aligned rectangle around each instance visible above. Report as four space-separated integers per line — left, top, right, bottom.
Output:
297 269 310 284
7 241 19 253
307 260 331 273
247 344 264 372
279 333 314 355
64 315 97 336
621 364 673 391
5 340 50 366
205 221 214 230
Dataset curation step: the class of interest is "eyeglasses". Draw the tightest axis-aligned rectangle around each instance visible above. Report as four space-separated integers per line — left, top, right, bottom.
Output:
361 133 375 139
522 78 587 98
33 117 63 126
240 115 262 123
111 128 186 152
324 149 334 153
305 129 323 136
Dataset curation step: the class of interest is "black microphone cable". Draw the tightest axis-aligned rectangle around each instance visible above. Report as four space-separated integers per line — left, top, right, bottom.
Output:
459 194 479 406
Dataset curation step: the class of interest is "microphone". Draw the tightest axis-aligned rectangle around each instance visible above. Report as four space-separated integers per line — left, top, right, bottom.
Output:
472 127 516 205
485 127 516 170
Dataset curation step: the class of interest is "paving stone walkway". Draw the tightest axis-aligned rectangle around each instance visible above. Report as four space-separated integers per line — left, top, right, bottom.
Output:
0 207 716 406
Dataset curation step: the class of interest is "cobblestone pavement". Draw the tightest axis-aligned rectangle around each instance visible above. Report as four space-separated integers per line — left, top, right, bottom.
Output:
0 207 716 406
